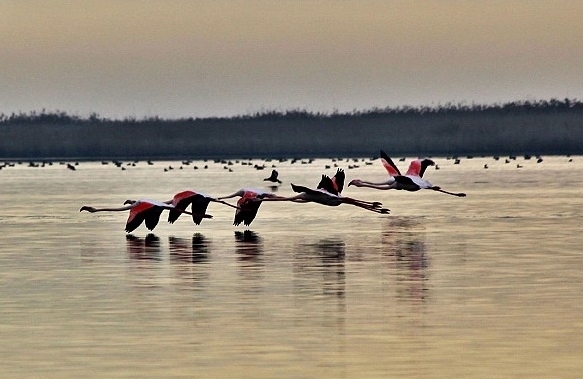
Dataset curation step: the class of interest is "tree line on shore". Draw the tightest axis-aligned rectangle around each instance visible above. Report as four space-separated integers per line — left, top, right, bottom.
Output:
1 98 580 126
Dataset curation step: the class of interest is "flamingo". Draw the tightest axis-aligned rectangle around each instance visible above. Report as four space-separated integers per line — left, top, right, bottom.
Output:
166 190 238 225
251 169 390 214
217 188 282 226
263 169 282 184
348 150 466 197
80 199 212 233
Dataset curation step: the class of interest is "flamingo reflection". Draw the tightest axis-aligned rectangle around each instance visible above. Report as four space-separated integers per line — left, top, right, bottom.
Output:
234 230 263 262
294 238 346 299
382 218 429 302
125 234 162 261
169 234 210 264
315 239 346 298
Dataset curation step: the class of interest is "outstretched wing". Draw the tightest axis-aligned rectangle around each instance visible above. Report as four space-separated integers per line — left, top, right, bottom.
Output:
380 150 401 176
168 191 197 223
405 158 435 177
331 169 345 194
144 207 164 230
233 197 262 226
316 175 339 195
126 202 163 233
189 196 212 225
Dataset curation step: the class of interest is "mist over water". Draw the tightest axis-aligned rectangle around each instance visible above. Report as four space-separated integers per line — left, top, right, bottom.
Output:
0 155 581 378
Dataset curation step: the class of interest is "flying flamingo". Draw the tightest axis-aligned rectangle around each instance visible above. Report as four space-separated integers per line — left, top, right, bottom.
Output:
251 168 390 214
79 199 212 233
166 190 239 225
348 150 466 197
217 188 282 226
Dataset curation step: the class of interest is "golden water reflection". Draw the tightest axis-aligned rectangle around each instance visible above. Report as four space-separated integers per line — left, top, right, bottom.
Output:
0 156 580 378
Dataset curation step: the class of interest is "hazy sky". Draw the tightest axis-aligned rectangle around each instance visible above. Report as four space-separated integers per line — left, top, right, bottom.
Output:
1 0 581 119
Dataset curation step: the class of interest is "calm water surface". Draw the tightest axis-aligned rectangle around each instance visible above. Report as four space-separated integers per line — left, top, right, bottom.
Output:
1 156 581 378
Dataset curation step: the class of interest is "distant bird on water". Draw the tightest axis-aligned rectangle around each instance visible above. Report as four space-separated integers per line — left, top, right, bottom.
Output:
217 188 281 226
348 150 466 197
252 168 390 214
80 199 212 233
166 190 238 225
263 169 282 184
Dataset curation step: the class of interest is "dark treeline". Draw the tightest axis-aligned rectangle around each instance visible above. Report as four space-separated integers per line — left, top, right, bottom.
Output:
1 98 580 125
1 99 581 159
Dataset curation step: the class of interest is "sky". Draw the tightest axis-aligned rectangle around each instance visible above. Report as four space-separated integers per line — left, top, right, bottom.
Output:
1 0 581 119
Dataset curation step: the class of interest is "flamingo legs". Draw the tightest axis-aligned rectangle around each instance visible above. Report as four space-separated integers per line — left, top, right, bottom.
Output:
430 187 467 197
340 197 389 214
251 194 390 214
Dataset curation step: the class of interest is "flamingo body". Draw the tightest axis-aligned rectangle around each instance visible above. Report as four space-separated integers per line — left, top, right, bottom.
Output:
234 189 276 226
291 184 343 206
218 188 278 227
168 190 213 225
392 175 433 191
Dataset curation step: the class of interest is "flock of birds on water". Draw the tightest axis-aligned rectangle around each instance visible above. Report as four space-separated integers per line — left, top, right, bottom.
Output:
2 149 571 234
74 150 473 233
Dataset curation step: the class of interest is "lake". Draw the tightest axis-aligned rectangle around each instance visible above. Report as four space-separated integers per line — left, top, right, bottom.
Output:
0 155 581 378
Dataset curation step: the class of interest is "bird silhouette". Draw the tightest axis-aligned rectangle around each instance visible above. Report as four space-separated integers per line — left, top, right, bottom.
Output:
263 169 282 184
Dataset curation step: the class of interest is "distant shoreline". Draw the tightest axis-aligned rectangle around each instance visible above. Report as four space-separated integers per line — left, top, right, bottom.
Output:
2 99 581 160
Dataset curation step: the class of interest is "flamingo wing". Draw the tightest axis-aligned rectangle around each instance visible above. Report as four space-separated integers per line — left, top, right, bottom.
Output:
418 159 435 177
233 197 262 226
168 191 197 223
190 196 212 225
144 207 165 230
125 202 155 233
316 175 339 195
405 158 435 177
331 168 345 194
380 150 401 176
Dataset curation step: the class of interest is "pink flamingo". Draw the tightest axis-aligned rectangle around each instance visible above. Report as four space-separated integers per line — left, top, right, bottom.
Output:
348 150 466 197
251 169 389 214
217 188 282 226
80 199 211 233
